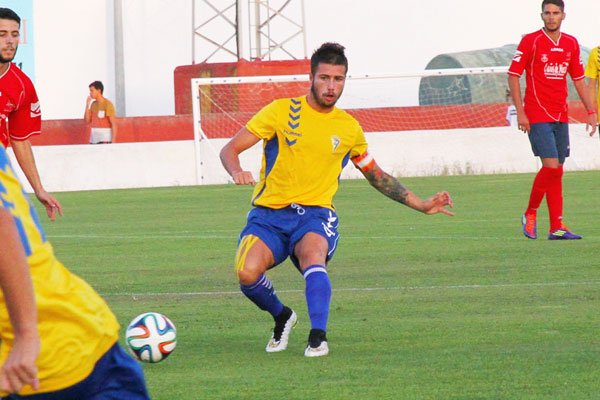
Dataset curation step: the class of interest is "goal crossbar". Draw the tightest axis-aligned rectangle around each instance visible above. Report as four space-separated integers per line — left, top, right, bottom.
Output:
190 66 509 87
190 66 510 185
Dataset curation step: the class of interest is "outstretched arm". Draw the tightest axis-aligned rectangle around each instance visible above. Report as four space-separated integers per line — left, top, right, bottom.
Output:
356 158 454 216
0 209 40 394
9 139 63 221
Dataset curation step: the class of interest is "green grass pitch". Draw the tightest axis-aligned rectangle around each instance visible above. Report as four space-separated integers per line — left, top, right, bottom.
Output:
42 171 600 399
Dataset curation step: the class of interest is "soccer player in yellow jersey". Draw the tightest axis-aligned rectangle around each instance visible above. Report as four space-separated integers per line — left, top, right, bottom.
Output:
585 45 600 131
220 42 454 357
0 147 148 396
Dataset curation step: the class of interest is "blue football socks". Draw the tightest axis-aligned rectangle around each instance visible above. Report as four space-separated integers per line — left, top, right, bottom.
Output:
303 265 331 332
240 274 284 317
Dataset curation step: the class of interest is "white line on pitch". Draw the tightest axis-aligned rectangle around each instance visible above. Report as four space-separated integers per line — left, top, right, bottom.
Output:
103 281 600 298
48 234 236 239
47 234 532 241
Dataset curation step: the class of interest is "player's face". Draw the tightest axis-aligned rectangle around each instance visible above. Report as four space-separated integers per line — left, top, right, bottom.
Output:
0 19 20 64
89 86 101 99
541 4 565 33
308 63 347 112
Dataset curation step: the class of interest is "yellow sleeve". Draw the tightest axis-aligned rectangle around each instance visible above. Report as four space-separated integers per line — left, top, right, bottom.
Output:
245 100 280 140
105 100 116 117
585 47 599 79
349 122 368 159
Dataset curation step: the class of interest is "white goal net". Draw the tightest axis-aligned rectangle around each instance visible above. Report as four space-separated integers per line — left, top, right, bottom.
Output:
189 66 542 184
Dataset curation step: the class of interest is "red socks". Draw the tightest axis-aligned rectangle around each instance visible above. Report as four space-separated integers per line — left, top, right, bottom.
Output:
526 166 563 231
526 166 551 215
545 166 564 231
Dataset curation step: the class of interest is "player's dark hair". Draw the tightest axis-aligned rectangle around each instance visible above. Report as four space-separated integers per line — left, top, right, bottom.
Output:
541 0 564 12
310 42 348 75
89 81 104 94
0 8 21 26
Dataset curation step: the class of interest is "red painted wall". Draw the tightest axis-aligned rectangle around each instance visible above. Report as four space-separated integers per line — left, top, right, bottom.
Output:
31 114 193 146
29 101 587 146
194 101 589 138
32 58 587 146
173 59 311 115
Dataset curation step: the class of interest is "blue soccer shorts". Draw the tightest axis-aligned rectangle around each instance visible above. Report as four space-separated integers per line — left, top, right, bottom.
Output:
3 342 149 400
528 122 570 164
239 204 340 270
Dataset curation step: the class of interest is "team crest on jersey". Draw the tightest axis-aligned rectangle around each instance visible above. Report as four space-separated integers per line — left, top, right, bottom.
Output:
0 92 15 115
331 135 340 152
541 54 548 63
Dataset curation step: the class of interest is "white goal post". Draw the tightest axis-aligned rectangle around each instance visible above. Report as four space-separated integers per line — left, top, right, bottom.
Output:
190 66 512 185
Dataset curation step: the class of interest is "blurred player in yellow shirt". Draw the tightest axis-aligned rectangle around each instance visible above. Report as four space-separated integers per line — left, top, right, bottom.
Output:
0 9 149 394
585 45 600 130
0 142 149 399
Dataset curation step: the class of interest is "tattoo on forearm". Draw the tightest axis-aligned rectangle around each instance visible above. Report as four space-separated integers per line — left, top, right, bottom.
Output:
364 168 409 205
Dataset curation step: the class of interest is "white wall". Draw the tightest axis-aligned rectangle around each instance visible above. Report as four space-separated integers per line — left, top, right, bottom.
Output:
306 1 600 78
9 126 600 193
32 0 192 120
120 1 192 116
9 141 197 192
30 1 600 120
33 0 116 120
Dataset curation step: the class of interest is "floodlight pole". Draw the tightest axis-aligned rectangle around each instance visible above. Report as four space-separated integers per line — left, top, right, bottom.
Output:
191 0 307 62
113 0 126 116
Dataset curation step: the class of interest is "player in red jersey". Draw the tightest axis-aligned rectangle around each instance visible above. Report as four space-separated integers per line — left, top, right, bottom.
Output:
507 0 597 240
0 8 62 221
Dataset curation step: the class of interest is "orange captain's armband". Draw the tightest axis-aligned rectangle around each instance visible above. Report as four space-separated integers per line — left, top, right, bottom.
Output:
352 151 375 172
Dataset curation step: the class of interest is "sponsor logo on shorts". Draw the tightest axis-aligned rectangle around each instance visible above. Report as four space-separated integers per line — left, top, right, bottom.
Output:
321 211 338 238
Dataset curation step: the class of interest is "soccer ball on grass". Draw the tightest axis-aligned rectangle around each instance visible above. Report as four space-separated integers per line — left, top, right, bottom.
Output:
125 312 177 363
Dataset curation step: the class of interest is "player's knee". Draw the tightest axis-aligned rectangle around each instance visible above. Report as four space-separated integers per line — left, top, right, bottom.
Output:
548 166 563 179
236 268 261 285
235 234 268 284
234 254 257 284
235 235 253 273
